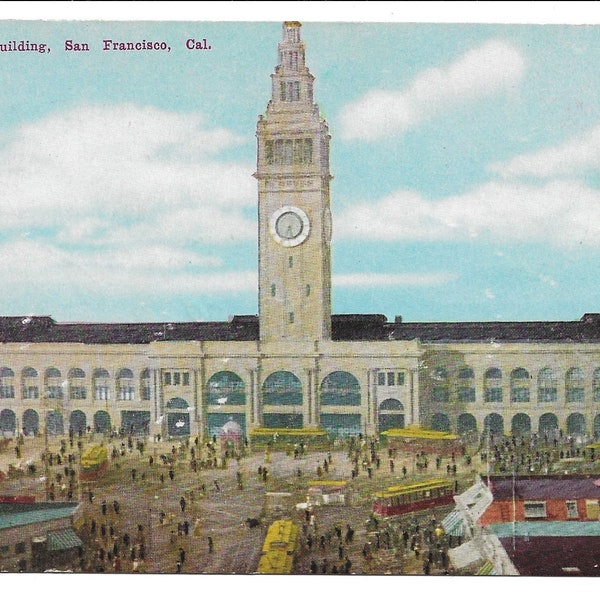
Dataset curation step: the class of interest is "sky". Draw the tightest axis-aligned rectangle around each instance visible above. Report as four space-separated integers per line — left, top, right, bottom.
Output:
0 3 600 324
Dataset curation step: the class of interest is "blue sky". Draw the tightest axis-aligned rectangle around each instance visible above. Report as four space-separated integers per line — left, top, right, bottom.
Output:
0 3 600 324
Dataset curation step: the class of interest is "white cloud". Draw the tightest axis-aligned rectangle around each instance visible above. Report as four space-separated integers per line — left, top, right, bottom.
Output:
333 272 457 287
102 206 256 246
0 104 255 232
335 179 600 246
339 39 525 140
484 289 495 299
0 104 260 309
0 239 256 295
490 123 600 178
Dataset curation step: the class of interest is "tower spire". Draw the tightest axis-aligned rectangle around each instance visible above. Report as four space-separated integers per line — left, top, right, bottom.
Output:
269 21 313 108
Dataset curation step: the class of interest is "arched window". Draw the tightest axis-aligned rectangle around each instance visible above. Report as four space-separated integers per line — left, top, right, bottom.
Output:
539 413 558 435
567 413 586 436
484 368 502 403
45 368 63 400
46 410 64 436
93 410 111 434
566 368 585 403
594 368 600 402
510 368 530 403
166 397 189 410
22 409 39 435
93 368 110 402
69 368 86 400
263 371 302 405
70 410 87 435
0 408 16 432
511 413 531 435
379 398 404 411
457 366 475 403
458 367 474 379
431 412 450 432
207 371 246 405
538 368 557 403
21 367 39 400
320 371 361 406
140 369 152 402
484 413 504 435
457 413 477 435
431 366 450 403
0 367 15 399
117 368 135 401
594 414 600 439
377 399 404 432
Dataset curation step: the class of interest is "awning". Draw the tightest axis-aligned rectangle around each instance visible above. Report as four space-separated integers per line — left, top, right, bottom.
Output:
448 539 483 569
476 561 497 576
442 510 465 537
46 528 82 552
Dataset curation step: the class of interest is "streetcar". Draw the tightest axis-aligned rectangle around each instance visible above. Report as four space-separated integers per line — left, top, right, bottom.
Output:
79 445 108 481
372 478 454 517
256 519 299 574
381 426 464 456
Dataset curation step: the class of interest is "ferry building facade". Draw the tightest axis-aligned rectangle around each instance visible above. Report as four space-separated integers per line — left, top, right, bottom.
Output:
1 22 600 442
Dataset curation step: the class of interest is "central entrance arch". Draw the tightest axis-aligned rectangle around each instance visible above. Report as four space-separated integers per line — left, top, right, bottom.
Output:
378 398 404 432
166 397 191 437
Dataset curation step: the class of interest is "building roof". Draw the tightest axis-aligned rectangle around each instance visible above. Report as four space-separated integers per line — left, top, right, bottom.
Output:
0 502 79 530
0 315 259 344
497 534 600 576
1 313 600 345
488 475 600 500
46 528 83 551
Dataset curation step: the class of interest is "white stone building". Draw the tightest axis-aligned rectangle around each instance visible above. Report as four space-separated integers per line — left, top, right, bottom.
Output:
0 22 599 443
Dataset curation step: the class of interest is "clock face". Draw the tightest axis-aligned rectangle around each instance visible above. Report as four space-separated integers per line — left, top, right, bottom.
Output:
269 206 310 247
276 211 303 239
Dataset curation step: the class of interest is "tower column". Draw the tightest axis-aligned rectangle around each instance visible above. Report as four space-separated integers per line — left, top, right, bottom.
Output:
255 21 332 344
251 366 261 426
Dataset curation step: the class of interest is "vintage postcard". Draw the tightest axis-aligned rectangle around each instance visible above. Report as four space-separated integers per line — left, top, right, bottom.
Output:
0 3 599 588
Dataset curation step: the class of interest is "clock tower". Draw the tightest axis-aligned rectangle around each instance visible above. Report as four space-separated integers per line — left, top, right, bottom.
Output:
256 21 332 342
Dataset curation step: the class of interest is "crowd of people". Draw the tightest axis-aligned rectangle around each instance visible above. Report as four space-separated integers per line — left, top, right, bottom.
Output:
3 424 600 574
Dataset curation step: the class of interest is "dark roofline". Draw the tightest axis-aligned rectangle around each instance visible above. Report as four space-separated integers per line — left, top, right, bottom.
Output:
0 313 599 344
